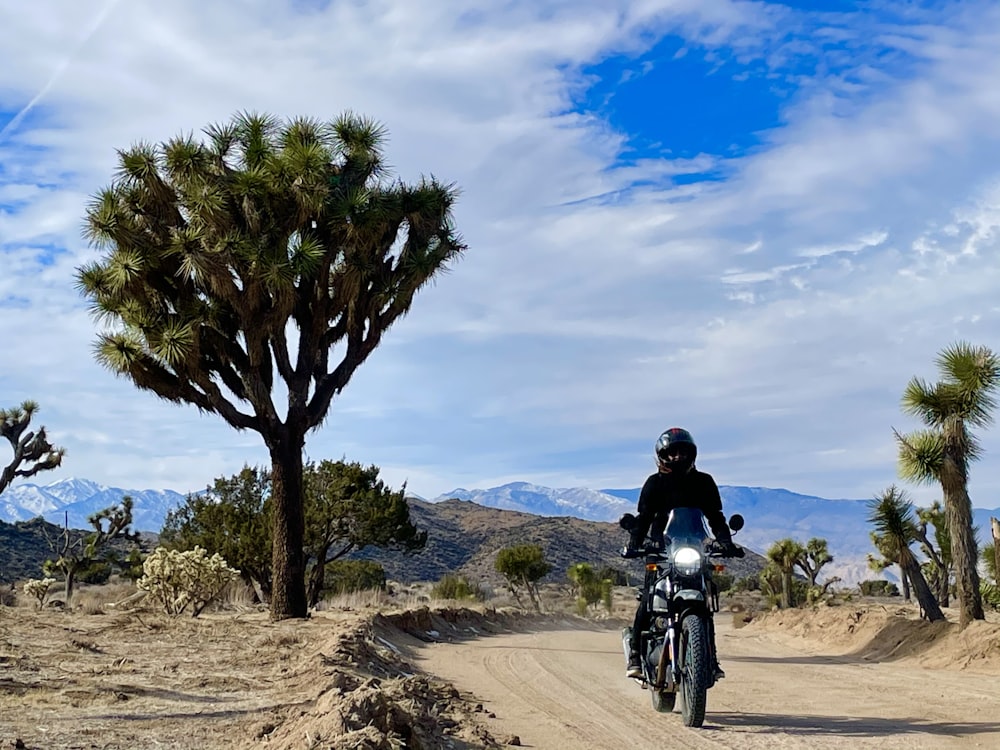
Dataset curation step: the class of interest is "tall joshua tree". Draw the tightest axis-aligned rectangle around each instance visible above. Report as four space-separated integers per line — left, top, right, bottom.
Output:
895 341 1000 627
0 400 65 497
75 111 465 620
867 485 944 622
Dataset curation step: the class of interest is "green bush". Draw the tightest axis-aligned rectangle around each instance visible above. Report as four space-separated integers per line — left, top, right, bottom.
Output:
859 579 899 597
322 560 386 595
712 572 735 593
432 574 482 601
77 560 113 585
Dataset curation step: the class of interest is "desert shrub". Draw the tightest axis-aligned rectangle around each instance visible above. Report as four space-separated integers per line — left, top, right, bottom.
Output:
137 546 240 617
431 574 482 601
0 585 15 607
982 582 1000 611
859 579 899 597
23 577 56 609
598 566 628 586
713 572 735 593
323 560 386 595
77 560 113 585
731 575 760 593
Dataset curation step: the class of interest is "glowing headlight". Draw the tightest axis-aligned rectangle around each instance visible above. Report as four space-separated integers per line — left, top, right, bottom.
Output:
672 546 704 576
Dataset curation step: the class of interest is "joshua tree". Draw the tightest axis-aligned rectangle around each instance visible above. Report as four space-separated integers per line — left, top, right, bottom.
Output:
42 497 139 606
766 538 805 609
0 400 65 497
793 537 833 587
75 111 465 620
867 485 944 622
914 501 950 607
895 341 1000 627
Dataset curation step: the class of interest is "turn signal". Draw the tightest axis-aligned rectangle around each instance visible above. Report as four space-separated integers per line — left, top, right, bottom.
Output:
646 563 658 571
713 564 726 572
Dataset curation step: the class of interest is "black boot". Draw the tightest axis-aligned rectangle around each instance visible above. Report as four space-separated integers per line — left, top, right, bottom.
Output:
626 650 642 679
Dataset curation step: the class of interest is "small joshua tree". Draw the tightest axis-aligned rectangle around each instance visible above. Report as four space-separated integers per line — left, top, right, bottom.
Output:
0 400 65 497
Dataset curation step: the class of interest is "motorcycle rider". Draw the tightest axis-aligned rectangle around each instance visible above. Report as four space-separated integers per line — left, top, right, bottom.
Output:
624 427 739 679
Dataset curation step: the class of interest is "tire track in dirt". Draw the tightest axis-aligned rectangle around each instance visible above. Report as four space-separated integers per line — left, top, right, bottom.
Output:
413 617 1000 750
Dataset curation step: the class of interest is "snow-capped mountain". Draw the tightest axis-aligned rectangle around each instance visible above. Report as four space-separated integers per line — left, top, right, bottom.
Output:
439 482 633 520
433 482 1000 587
0 478 188 532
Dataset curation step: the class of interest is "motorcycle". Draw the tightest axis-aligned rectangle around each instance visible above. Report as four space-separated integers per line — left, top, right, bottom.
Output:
619 507 745 727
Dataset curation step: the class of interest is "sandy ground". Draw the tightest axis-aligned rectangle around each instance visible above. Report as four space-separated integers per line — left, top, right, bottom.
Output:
2 596 1000 749
410 609 1000 750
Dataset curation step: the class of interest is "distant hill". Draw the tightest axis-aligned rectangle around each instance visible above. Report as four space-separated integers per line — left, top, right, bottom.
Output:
0 497 767 588
0 517 153 584
349 498 767 588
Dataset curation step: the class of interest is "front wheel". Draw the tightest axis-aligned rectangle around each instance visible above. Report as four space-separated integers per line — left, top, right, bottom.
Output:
679 615 710 727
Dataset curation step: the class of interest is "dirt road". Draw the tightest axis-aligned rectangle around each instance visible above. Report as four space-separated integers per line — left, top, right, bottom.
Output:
412 617 1000 750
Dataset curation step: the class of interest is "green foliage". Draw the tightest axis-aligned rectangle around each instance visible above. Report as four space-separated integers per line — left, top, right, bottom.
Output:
982 581 1000 611
323 560 386 595
76 560 113 585
496 544 551 611
161 460 421 607
566 562 610 613
137 546 241 617
767 538 805 608
0 400 65 498
431 574 481 601
983 541 998 585
712 571 735 593
859 579 900 597
597 566 629 586
303 458 426 607
162 465 273 601
732 575 761 593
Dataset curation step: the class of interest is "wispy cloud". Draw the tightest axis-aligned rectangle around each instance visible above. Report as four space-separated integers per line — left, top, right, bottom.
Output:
1 1 1000 510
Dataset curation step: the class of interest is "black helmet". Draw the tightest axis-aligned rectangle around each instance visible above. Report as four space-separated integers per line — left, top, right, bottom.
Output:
655 428 697 474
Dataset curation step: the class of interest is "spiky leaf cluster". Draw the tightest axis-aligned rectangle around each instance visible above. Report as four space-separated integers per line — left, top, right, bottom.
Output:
75 111 466 437
0 401 65 497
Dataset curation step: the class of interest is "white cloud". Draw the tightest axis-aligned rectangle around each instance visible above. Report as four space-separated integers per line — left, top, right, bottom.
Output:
2 0 1000 513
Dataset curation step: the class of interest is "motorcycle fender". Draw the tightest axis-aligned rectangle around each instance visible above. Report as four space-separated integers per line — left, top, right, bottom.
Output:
673 589 705 602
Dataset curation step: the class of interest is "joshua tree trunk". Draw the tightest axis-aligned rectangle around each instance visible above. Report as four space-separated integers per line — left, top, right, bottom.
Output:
269 435 307 620
992 517 1000 585
781 570 792 609
942 420 983 627
900 568 911 601
900 550 945 622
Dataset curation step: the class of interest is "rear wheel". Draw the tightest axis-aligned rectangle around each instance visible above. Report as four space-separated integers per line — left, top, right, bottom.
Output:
679 616 710 727
650 688 676 713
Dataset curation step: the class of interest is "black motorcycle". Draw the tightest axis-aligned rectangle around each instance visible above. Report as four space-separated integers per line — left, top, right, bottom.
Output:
619 507 745 727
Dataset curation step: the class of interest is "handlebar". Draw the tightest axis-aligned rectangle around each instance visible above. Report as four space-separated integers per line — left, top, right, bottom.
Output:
619 540 744 559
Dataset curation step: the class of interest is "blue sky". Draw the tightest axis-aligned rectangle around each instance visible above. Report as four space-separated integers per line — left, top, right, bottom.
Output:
2 0 1000 508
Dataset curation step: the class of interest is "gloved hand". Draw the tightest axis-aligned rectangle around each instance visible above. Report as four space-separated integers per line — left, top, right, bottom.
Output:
718 540 744 558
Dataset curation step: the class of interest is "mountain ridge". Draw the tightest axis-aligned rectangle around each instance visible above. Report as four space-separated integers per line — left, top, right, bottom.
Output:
3 477 998 587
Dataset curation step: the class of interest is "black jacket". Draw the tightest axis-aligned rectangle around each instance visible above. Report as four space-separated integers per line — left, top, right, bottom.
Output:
631 468 732 547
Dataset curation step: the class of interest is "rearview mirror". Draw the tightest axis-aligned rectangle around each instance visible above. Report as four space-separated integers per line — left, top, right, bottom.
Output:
728 514 745 533
619 513 637 531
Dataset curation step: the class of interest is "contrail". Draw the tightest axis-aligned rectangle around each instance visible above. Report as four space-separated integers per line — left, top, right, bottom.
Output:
0 0 124 143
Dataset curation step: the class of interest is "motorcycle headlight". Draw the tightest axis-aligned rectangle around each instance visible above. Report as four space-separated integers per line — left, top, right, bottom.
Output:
672 546 704 576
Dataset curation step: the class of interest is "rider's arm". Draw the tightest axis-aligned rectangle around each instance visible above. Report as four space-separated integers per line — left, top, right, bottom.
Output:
700 473 732 544
631 475 657 546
